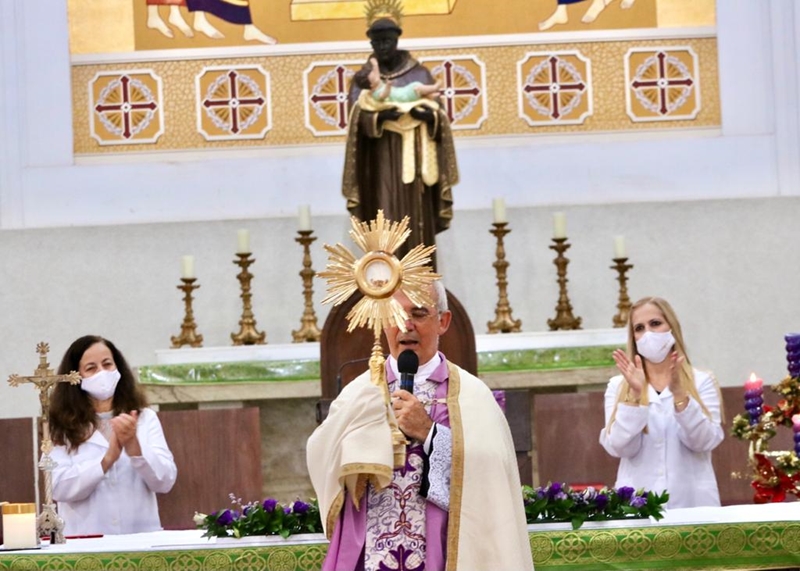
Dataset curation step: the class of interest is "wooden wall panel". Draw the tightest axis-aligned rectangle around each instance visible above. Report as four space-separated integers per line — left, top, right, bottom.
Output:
0 418 37 544
156 407 262 530
534 392 618 490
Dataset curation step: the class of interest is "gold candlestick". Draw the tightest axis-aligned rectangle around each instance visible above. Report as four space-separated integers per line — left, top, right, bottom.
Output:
231 252 267 345
170 278 204 348
292 230 322 343
487 222 522 333
611 257 634 328
547 237 583 331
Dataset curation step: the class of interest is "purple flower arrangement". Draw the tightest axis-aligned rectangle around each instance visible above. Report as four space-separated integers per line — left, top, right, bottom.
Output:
194 493 323 539
523 483 669 530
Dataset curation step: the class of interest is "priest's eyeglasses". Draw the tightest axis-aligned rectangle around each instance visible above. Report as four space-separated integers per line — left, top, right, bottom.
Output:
407 308 440 323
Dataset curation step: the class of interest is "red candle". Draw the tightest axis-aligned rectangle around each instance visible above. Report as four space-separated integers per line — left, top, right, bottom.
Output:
744 373 763 392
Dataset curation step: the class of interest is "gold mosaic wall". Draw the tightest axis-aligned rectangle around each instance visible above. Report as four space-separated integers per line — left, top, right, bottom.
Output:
72 37 719 154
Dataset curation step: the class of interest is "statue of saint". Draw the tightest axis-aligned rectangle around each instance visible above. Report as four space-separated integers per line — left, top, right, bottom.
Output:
342 17 459 269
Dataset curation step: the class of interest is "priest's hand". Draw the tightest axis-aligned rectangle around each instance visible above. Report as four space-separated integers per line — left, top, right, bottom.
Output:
409 106 435 126
612 349 645 401
392 390 433 441
112 410 142 457
377 108 402 124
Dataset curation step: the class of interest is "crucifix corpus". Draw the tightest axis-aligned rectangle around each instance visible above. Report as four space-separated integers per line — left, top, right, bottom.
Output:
8 342 81 544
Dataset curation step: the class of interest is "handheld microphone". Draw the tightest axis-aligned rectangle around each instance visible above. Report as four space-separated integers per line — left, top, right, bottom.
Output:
398 349 419 394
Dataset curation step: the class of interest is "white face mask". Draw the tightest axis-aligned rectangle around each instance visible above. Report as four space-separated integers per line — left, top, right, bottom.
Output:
635 330 675 364
80 369 121 401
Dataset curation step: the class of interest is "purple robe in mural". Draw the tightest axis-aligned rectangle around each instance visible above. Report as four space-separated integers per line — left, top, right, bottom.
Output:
186 0 252 25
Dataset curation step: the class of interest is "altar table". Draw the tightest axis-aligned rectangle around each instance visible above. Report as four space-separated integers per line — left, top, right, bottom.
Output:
1 504 797 570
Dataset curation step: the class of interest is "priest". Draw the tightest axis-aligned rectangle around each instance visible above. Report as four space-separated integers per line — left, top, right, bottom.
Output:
307 279 534 571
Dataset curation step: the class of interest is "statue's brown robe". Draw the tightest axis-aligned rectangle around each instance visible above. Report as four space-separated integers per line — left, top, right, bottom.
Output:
342 52 459 268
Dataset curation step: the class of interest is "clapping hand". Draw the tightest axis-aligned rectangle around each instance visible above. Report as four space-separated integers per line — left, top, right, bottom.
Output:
667 351 686 395
101 430 122 473
111 410 142 457
612 349 645 398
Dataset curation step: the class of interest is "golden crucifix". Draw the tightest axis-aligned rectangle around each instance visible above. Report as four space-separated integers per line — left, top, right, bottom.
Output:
8 342 81 544
318 210 439 467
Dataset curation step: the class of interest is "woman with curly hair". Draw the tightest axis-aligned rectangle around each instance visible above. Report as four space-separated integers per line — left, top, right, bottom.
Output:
49 335 177 535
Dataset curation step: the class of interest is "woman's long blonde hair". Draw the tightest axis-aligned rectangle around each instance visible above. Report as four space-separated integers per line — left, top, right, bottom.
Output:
606 297 719 432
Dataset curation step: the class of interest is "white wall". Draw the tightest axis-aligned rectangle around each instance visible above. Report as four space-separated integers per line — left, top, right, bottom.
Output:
1 0 798 419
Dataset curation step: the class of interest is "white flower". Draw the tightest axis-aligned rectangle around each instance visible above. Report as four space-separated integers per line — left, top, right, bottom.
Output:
193 512 207 526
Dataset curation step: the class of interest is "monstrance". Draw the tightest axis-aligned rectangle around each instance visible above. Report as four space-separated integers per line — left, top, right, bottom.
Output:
7 342 81 544
318 210 439 467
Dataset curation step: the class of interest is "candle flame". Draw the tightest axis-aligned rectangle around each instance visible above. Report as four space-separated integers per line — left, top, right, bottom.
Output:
749 372 757 382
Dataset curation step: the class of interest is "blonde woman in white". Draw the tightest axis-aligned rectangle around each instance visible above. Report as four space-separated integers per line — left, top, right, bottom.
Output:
599 297 724 508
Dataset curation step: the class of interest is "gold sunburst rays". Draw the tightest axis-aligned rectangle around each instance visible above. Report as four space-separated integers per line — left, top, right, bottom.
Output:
364 0 404 28
318 210 439 336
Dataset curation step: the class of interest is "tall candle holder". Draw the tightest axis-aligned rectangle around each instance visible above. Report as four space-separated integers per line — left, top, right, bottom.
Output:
610 257 634 328
7 342 81 544
231 253 267 345
292 230 322 343
547 237 582 331
170 278 204 348
487 222 522 333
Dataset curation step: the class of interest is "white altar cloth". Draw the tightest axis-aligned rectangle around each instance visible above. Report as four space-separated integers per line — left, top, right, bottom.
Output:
3 503 796 554
1 530 327 553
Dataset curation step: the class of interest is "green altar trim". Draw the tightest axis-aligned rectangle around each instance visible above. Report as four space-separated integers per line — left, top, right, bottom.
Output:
138 346 617 385
2 522 798 571
138 360 321 384
478 346 615 373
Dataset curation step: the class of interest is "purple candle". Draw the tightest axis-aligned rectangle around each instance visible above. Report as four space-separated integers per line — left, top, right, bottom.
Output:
786 333 800 378
744 373 764 425
793 414 800 456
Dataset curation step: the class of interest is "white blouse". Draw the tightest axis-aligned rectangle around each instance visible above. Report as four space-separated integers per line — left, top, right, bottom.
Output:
599 369 724 508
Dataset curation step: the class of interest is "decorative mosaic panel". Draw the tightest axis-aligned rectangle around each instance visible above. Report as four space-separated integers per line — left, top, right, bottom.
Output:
89 69 164 145
195 65 272 141
303 60 360 137
517 50 592 126
72 39 721 154
624 47 700 122
420 55 487 130
2 522 799 570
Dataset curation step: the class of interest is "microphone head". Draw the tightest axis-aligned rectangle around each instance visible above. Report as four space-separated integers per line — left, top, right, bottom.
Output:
398 349 419 375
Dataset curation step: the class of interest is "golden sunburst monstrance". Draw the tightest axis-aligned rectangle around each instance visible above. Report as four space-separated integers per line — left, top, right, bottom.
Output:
318 210 439 337
318 210 439 467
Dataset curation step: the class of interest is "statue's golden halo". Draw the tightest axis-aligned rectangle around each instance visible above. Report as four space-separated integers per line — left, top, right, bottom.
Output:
318 211 439 336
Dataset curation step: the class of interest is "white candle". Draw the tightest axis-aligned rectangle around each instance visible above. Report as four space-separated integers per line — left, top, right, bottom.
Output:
237 229 250 254
614 236 627 259
2 503 38 549
181 255 195 279
553 212 567 239
492 198 507 224
298 205 312 231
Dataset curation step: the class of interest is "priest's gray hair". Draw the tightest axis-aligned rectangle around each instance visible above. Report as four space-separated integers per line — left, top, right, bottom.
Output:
433 279 448 313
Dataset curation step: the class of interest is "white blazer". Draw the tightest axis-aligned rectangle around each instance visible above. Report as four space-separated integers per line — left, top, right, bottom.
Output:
51 408 177 535
598 369 724 508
